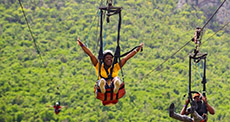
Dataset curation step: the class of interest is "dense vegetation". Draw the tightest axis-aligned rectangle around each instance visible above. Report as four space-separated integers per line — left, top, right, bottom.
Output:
1 0 230 121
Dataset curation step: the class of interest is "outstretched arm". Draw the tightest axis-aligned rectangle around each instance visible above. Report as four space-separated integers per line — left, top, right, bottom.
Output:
46 105 53 108
59 105 68 110
180 99 190 115
120 43 144 67
77 37 98 66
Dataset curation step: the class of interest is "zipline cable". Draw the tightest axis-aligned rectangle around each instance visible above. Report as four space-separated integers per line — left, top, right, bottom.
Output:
200 0 227 31
144 21 229 80
18 0 72 105
144 40 190 78
18 0 45 65
202 21 230 46
143 0 227 79
86 10 100 48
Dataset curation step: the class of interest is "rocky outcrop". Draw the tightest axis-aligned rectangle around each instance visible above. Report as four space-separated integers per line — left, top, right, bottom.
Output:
177 0 230 24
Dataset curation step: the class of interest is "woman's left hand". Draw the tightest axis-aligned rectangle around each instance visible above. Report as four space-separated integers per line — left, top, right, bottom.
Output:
137 43 144 52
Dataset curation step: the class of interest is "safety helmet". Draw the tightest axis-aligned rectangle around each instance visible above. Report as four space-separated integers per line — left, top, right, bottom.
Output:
56 102 60 106
103 50 114 57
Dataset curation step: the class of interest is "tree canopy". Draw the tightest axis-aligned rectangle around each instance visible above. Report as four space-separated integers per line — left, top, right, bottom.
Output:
0 0 230 121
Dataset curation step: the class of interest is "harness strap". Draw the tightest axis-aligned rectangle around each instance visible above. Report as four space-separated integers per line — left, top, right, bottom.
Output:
104 65 113 80
98 4 122 81
202 58 207 114
98 9 104 80
188 52 208 114
188 55 193 102
109 10 122 81
101 45 141 81
120 46 142 57
110 86 113 100
104 90 107 101
202 58 207 97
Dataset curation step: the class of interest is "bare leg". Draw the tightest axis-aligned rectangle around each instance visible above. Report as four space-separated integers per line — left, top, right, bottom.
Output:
169 103 193 122
191 111 203 122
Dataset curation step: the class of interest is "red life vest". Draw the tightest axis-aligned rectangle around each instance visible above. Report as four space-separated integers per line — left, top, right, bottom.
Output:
53 105 61 114
94 82 125 106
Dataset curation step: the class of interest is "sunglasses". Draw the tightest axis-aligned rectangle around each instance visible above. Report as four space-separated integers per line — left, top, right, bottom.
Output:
194 96 201 99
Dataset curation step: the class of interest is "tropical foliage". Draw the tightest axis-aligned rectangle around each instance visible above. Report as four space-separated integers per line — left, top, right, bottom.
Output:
0 0 230 121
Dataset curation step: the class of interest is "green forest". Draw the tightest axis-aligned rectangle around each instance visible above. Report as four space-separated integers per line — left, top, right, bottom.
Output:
1 0 230 121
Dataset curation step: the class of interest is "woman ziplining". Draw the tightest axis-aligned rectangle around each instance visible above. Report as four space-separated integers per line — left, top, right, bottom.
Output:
76 0 144 106
77 38 143 106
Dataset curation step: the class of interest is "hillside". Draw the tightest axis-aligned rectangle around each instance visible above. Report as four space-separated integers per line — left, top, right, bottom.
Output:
177 0 230 29
0 0 230 121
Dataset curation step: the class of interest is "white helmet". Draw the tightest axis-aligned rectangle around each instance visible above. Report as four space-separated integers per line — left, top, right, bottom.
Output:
103 50 114 57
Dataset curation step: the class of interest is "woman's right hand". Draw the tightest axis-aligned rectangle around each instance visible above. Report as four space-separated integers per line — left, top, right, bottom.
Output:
77 37 85 47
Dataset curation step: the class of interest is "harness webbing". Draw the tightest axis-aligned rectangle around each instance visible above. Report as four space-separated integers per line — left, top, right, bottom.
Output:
102 45 141 80
202 58 207 115
202 58 207 97
109 10 122 81
98 4 123 82
188 52 208 114
97 1 142 85
98 9 104 80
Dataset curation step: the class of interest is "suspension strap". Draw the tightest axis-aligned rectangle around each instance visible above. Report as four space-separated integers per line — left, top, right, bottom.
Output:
202 58 207 97
189 54 192 101
188 52 208 103
202 57 207 115
109 10 122 81
120 46 143 57
98 9 104 80
98 3 123 81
